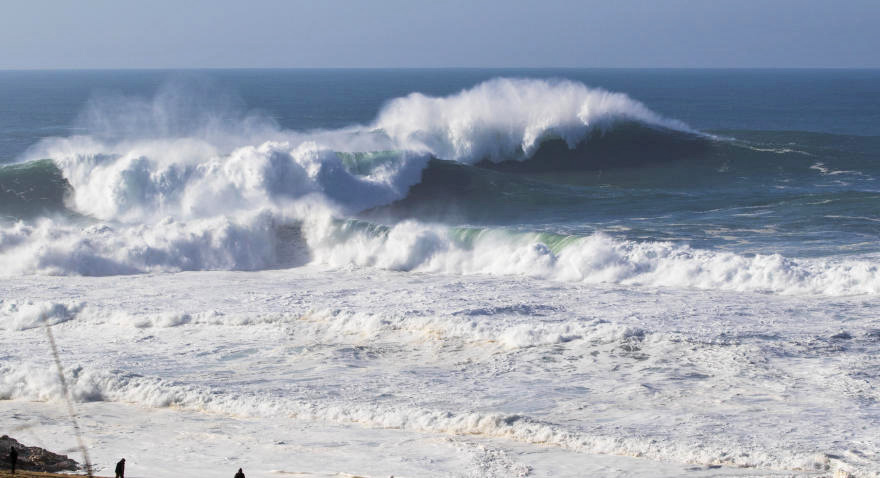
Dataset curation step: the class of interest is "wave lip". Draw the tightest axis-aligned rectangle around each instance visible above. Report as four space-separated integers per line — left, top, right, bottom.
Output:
372 77 695 163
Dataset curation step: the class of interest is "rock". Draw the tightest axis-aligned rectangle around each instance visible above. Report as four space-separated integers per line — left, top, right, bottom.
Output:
0 435 80 473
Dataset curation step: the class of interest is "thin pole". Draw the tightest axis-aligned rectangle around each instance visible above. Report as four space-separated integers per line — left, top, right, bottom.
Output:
44 320 94 478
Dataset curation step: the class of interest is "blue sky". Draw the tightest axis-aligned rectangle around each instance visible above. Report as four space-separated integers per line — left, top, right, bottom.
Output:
2 0 878 69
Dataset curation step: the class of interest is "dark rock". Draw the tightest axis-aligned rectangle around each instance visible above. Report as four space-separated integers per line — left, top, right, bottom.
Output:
1 435 80 472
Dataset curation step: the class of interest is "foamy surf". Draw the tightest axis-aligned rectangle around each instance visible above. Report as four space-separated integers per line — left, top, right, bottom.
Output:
307 220 880 296
2 213 879 296
2 267 876 476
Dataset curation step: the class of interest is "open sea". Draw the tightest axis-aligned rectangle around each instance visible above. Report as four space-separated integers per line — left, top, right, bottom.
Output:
1 69 879 477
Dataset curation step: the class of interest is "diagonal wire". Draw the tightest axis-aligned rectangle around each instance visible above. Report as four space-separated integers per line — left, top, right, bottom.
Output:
44 319 94 478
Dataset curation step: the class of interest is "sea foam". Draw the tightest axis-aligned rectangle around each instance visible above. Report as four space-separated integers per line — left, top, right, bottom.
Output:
0 359 843 473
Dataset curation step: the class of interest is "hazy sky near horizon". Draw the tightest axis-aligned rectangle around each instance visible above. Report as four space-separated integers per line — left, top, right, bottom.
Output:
2 0 878 69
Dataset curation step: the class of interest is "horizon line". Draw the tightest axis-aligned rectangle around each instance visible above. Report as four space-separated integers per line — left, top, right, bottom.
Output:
2 66 880 72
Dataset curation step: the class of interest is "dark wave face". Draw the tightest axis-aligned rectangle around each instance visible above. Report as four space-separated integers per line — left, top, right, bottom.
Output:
479 122 712 173
0 159 72 219
365 128 880 257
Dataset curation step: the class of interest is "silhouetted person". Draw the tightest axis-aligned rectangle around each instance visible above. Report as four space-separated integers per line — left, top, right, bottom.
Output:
8 446 17 474
234 468 245 478
115 458 125 478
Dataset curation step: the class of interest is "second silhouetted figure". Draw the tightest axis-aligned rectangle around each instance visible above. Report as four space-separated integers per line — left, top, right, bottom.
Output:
115 458 125 478
234 468 245 478
9 446 17 475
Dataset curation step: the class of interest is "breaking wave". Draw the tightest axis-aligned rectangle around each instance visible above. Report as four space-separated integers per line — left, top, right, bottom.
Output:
4 78 698 219
370 77 696 162
1 77 879 296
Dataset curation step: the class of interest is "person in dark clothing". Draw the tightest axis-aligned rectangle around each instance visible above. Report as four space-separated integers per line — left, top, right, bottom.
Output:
8 446 17 474
234 467 245 478
115 458 125 478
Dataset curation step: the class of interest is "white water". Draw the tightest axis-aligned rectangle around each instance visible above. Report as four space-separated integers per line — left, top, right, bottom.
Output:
2 268 878 477
3 214 880 295
307 221 880 296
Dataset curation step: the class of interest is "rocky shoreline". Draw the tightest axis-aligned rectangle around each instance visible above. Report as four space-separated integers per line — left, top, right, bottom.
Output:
1 435 80 474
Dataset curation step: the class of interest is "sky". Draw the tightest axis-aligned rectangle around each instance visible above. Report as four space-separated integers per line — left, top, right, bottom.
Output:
1 0 878 69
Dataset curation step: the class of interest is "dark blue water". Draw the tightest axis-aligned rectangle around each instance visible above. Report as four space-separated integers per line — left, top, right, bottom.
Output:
1 69 879 259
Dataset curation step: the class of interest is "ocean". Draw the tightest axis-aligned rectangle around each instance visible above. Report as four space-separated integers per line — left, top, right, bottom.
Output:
1 69 879 477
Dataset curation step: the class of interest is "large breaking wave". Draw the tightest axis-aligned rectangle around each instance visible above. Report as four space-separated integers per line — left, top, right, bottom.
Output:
2 77 879 295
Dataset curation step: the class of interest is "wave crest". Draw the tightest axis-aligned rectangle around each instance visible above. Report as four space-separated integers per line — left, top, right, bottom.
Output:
373 77 693 163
